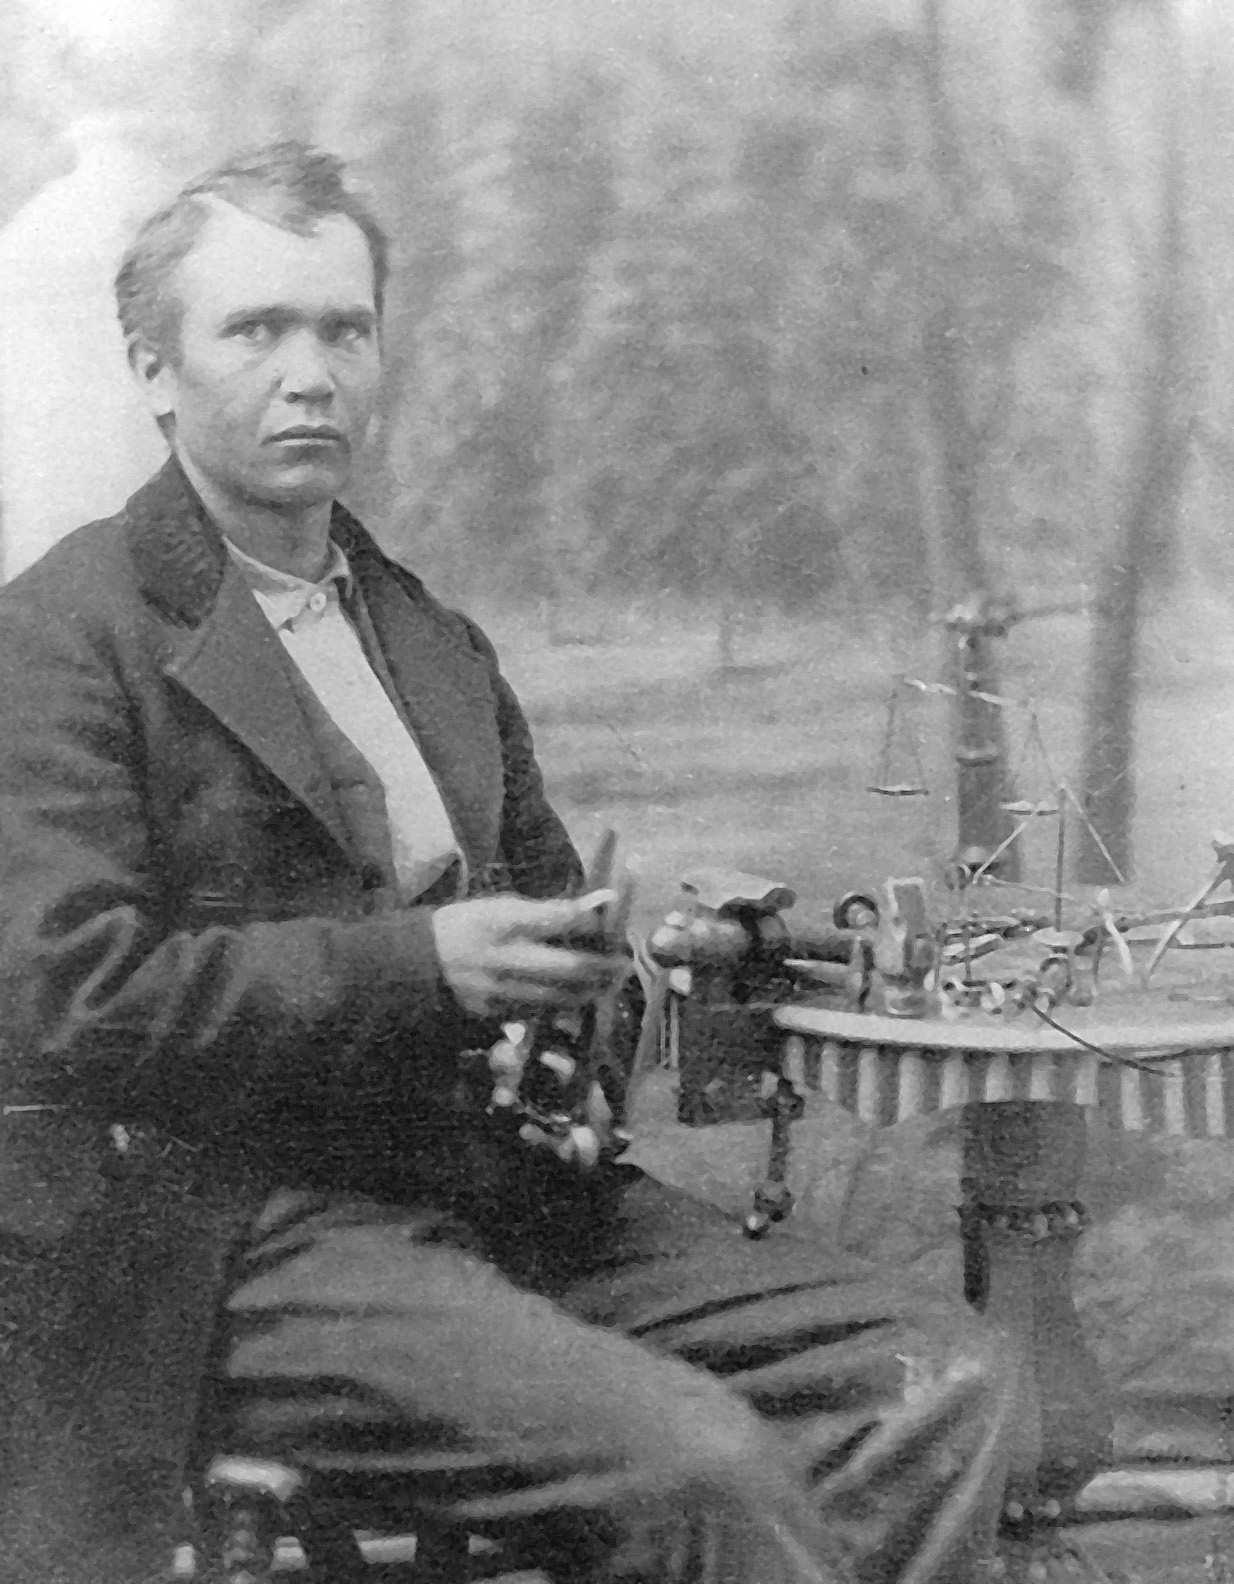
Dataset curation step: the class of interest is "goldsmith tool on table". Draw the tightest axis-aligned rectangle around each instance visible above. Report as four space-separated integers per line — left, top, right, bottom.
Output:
644 868 1033 1235
642 848 1234 1240
647 869 878 1235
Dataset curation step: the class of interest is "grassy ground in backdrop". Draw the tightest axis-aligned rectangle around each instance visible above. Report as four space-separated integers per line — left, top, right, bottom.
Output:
483 588 1234 935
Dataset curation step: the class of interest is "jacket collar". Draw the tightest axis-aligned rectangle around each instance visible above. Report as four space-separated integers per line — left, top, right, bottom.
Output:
125 455 380 625
126 459 392 867
224 537 353 633
124 458 498 878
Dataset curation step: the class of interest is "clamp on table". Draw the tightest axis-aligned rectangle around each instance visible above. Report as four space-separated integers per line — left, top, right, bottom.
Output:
649 868 870 1236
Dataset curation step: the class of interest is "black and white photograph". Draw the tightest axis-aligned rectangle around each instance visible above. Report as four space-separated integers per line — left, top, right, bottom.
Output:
2 1 1234 1580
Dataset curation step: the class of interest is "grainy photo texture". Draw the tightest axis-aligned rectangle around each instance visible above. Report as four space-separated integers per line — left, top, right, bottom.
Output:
4 4 1234 1583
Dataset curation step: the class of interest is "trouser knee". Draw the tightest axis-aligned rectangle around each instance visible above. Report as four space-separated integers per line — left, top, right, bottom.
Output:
655 1391 801 1502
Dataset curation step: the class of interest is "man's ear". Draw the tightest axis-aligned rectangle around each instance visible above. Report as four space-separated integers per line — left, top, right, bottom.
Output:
127 335 176 422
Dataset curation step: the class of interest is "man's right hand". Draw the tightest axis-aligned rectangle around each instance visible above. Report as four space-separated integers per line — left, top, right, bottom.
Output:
431 890 621 1019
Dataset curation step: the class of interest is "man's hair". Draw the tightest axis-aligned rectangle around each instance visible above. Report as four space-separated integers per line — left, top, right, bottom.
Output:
115 142 389 359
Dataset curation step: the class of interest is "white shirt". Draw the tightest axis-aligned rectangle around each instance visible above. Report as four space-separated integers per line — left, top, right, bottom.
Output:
225 537 465 903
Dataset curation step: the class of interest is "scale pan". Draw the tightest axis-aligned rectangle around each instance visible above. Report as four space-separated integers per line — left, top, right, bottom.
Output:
869 784 929 797
1000 799 1059 815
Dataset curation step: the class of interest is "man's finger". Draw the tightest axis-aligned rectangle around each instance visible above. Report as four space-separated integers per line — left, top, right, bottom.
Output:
486 979 612 1012
505 891 618 941
485 981 562 1010
492 942 619 987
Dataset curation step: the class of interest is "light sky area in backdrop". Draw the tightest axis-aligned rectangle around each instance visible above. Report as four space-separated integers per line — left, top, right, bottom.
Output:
14 0 1230 48
24 0 173 46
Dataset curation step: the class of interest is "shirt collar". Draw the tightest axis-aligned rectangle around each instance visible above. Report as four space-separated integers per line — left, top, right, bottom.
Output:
224 537 354 630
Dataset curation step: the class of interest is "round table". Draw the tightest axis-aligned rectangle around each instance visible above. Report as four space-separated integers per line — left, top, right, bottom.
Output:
771 1000 1234 1520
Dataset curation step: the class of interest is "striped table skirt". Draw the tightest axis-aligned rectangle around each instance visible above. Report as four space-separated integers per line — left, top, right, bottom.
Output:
766 1006 1234 1139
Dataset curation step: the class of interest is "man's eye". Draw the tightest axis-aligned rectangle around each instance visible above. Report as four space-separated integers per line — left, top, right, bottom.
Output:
322 320 369 346
231 320 273 343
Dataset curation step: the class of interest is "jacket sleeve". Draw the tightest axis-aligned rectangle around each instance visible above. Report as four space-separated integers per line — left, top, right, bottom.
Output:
461 616 584 900
0 588 457 1126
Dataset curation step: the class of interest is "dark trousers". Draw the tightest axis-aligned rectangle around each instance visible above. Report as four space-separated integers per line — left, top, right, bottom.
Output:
215 1157 1014 1584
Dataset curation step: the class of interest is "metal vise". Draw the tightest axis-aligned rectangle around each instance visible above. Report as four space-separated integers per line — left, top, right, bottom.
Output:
649 869 868 1238
649 870 798 1128
649 870 866 979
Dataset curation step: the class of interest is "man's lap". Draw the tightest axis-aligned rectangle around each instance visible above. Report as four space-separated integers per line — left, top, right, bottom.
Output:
222 1168 884 1458
217 1165 1006 1581
223 1167 974 1431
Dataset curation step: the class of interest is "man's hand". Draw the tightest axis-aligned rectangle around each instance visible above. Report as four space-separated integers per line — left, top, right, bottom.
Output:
431 890 621 1018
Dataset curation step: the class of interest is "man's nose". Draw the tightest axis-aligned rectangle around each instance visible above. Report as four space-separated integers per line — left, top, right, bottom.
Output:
279 329 334 402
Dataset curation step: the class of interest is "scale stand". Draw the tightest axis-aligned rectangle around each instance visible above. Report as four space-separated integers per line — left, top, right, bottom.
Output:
943 596 1024 884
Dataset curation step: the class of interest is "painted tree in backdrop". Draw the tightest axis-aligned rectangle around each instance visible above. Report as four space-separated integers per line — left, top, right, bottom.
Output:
381 57 618 604
548 57 833 661
1074 0 1194 885
783 0 1080 872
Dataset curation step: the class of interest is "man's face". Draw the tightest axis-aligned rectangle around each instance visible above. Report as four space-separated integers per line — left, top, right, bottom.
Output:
142 201 381 512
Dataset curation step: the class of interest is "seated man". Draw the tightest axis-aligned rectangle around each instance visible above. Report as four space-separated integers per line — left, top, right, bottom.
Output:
0 143 1012 1583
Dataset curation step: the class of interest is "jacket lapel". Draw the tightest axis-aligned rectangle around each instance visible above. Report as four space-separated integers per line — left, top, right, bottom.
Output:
163 564 357 861
343 537 503 871
127 460 356 864
123 459 503 875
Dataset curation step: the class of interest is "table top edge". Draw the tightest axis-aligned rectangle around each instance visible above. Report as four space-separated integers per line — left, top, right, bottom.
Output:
773 1004 1234 1055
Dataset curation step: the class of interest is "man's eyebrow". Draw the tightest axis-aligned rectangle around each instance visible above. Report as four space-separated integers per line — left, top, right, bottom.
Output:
219 304 377 330
323 306 378 329
221 304 293 325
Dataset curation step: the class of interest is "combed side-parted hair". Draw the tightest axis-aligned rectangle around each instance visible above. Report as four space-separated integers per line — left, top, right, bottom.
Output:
115 141 389 360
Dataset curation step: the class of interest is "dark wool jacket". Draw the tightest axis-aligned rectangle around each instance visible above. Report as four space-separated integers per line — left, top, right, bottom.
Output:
0 459 581 1548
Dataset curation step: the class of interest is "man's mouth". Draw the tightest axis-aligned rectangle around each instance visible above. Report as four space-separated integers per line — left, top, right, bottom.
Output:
267 426 347 446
